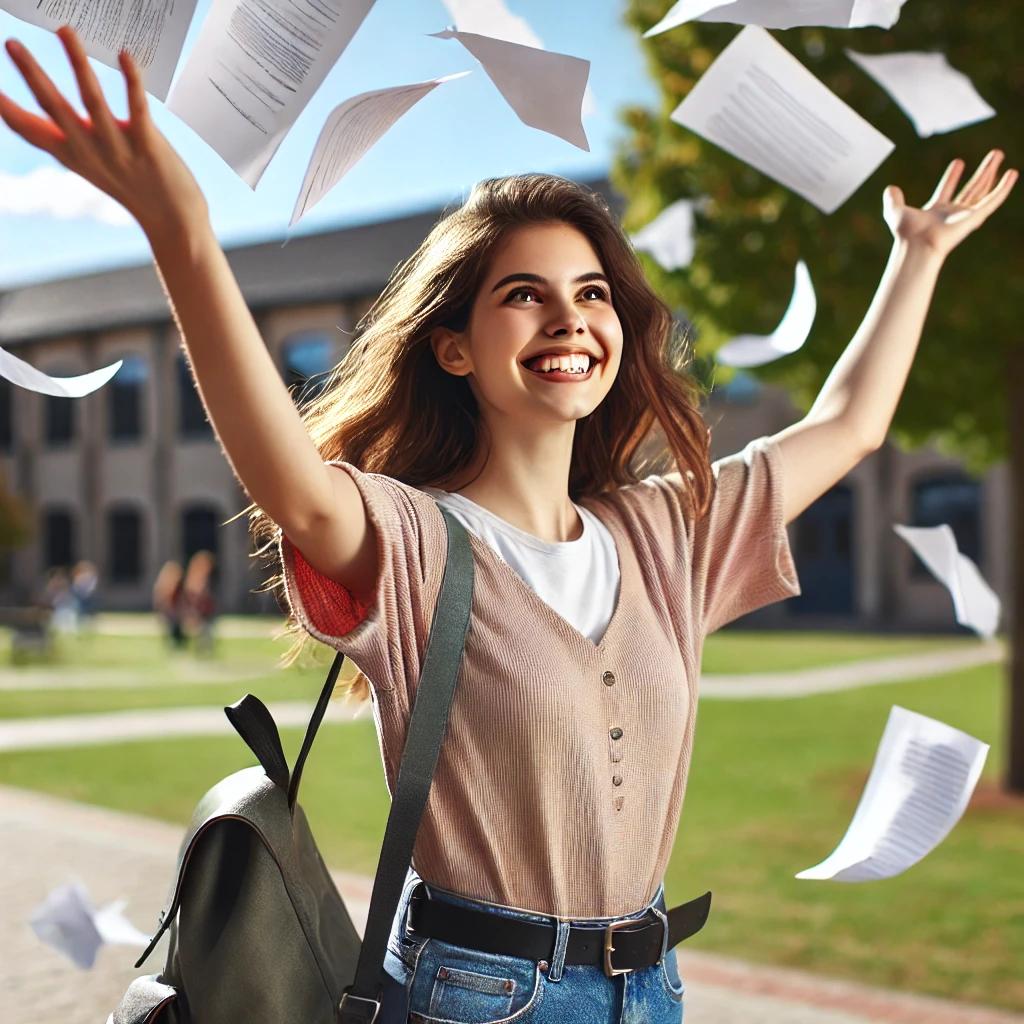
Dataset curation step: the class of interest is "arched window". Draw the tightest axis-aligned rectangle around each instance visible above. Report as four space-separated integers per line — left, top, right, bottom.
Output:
43 507 76 569
43 368 77 447
910 473 982 578
0 379 13 453
181 503 221 587
108 505 144 583
282 331 335 406
177 353 213 439
109 355 148 442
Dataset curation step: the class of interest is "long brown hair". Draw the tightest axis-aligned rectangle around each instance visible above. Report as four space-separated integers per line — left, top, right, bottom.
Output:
248 174 713 700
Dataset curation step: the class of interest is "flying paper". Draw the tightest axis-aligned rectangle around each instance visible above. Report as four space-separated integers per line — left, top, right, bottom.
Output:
670 26 893 213
645 0 908 34
30 881 152 969
716 261 816 367
430 29 590 150
893 524 1000 638
797 706 988 882
290 73 470 227
0 345 121 398
438 0 596 116
631 199 699 271
845 50 996 138
1 0 196 100
166 0 375 187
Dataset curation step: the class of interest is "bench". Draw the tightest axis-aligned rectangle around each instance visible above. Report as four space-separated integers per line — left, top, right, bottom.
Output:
0 606 55 663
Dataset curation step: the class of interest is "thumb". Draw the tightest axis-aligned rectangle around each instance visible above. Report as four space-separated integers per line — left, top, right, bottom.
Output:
883 185 905 214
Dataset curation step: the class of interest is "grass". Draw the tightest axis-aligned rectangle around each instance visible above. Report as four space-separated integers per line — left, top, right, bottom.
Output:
0 659 1020 1011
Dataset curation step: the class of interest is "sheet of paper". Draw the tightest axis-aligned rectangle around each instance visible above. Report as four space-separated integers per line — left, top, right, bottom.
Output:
893 524 1001 638
716 260 815 366
631 199 699 271
290 72 470 227
439 0 596 116
670 26 894 214
1 0 197 100
166 0 375 187
797 706 988 882
30 882 151 969
0 345 121 398
845 50 996 138
430 29 590 150
645 0 908 34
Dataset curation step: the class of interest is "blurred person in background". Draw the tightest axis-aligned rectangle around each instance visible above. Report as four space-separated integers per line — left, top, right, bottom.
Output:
152 560 186 650
42 567 77 634
181 550 217 656
70 560 99 635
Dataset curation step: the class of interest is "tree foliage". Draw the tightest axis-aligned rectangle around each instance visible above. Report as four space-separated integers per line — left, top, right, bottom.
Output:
614 1 1023 471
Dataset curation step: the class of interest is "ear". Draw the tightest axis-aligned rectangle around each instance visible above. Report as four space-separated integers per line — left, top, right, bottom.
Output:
430 326 473 377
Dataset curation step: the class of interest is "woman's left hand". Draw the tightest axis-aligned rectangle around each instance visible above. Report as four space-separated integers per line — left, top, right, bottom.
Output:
883 149 1018 258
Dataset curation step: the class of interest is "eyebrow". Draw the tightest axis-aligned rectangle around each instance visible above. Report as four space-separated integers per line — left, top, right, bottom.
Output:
489 271 610 294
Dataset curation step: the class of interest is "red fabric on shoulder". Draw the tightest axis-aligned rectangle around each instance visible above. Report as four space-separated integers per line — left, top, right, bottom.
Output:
290 543 370 637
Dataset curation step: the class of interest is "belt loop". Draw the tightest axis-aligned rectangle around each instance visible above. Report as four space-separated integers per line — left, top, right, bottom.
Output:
547 920 571 983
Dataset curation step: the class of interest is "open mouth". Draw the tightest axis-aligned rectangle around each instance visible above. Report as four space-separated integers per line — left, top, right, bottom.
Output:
520 354 598 382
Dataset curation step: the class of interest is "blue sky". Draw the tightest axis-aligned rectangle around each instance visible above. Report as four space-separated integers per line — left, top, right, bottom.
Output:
0 1 660 288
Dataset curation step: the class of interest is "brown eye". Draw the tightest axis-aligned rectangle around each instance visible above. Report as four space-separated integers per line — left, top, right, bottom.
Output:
580 285 608 301
506 287 539 303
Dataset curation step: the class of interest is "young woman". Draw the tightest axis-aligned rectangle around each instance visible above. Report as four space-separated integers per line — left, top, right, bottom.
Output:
0 25 1015 1024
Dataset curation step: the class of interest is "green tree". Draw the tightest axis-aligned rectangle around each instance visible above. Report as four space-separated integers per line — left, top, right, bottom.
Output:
615 2 1024 789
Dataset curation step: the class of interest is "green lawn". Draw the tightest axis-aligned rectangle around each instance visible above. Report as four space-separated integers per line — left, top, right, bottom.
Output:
0 661 1019 1011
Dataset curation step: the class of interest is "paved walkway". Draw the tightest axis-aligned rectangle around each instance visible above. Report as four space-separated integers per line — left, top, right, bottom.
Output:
0 642 1005 752
700 640 1004 698
2 785 1020 1024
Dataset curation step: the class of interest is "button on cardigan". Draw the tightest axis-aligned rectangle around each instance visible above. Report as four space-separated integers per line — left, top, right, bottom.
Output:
278 436 800 920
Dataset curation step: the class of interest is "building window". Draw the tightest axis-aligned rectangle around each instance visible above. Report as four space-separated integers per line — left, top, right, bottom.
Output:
0 379 12 452
108 505 144 583
282 332 335 406
109 355 148 442
181 504 220 588
44 374 76 447
717 370 762 405
910 474 982 578
43 507 76 569
177 353 213 439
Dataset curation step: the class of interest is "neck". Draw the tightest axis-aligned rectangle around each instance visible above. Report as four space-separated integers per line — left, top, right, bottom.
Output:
437 417 582 543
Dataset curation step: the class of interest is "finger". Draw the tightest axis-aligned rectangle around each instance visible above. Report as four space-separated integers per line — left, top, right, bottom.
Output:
4 38 87 149
926 158 964 207
955 150 1003 206
883 184 905 214
118 49 155 148
0 89 68 156
55 25 129 159
966 168 1019 222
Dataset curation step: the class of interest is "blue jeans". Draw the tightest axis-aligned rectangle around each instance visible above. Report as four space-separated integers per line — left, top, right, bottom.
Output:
380 871 686 1023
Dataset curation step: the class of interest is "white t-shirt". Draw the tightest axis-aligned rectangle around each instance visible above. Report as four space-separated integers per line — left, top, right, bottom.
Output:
419 487 620 646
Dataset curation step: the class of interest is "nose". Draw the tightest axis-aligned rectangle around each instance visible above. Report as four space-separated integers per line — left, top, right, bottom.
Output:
544 302 586 338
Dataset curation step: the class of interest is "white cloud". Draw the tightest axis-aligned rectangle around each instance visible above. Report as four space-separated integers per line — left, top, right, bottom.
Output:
0 166 134 226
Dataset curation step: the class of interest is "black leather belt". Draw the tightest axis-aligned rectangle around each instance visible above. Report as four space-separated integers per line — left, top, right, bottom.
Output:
406 884 711 979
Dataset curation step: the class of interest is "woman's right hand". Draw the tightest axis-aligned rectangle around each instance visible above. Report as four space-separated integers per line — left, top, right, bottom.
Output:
0 24 210 244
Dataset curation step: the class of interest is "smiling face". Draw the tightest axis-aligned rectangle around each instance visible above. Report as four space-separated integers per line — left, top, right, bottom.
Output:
431 221 624 427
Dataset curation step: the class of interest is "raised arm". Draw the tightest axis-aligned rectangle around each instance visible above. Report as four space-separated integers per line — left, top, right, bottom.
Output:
0 26 379 598
771 150 1018 526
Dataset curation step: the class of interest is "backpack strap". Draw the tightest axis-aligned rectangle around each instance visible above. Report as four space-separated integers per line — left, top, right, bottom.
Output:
341 507 474 1021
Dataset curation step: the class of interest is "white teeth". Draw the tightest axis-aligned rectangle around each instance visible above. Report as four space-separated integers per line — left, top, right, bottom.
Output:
529 353 591 373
